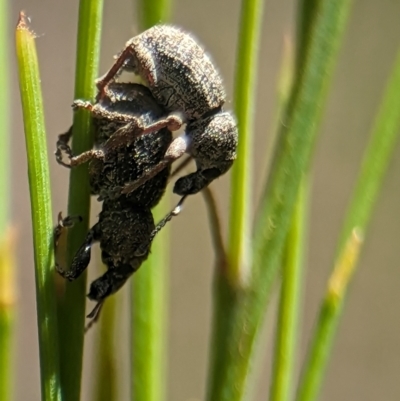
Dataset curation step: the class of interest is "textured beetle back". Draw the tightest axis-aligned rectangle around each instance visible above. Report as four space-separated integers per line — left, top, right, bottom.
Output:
128 25 226 119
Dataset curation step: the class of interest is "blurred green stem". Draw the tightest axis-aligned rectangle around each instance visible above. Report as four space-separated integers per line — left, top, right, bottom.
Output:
270 179 307 401
16 12 61 401
268 33 300 401
208 1 353 400
138 0 171 31
0 230 16 401
228 0 264 287
131 199 169 401
93 295 117 401
296 47 400 401
295 230 363 401
207 0 264 394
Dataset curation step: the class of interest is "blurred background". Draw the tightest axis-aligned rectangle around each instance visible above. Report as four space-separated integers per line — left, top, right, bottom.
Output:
7 0 400 400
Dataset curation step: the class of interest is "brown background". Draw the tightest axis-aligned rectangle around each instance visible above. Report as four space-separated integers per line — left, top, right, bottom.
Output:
7 0 400 400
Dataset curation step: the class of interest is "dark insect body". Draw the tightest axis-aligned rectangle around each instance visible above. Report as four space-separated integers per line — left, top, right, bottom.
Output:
56 83 172 206
55 83 177 321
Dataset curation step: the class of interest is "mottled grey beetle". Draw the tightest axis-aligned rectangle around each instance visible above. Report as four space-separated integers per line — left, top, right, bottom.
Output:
91 24 238 201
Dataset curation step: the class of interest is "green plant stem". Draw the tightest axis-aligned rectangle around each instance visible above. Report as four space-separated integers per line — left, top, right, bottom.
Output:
208 1 353 400
0 308 13 401
207 0 264 394
130 6 170 401
295 48 400 401
138 0 171 30
296 0 319 72
228 0 264 287
93 294 117 401
269 179 307 401
265 35 295 170
132 196 169 401
0 229 16 401
56 1 103 400
268 33 299 401
295 230 362 401
338 50 400 250
202 187 227 265
16 12 61 401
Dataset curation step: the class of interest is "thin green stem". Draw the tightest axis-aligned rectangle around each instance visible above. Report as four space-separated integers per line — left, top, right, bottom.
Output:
16 12 61 401
228 0 264 287
202 187 227 265
0 308 13 401
132 196 169 401
267 34 295 166
295 230 363 401
296 0 319 72
207 0 264 394
338 50 400 250
208 1 353 400
138 0 171 31
0 229 16 401
57 1 103 400
93 294 118 401
269 179 307 401
296 47 400 401
130 5 170 401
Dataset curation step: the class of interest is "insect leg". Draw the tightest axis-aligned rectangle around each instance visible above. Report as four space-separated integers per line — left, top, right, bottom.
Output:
55 222 101 281
119 135 188 196
95 44 136 98
73 99 141 125
99 112 183 160
55 120 106 168
133 196 187 257
55 126 74 167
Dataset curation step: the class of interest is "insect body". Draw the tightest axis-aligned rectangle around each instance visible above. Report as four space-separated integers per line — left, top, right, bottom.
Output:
55 83 175 320
94 24 238 199
55 199 155 320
